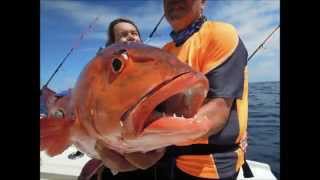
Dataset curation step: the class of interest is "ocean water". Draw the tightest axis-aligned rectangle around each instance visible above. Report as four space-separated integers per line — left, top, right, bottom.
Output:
247 81 280 179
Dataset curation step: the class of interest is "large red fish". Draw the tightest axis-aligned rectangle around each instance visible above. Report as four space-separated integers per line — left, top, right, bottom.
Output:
40 43 212 173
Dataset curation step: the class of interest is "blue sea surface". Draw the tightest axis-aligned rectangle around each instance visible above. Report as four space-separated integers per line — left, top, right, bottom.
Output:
247 81 280 179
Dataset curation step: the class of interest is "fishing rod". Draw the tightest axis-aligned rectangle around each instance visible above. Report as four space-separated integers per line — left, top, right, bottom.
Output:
144 14 165 44
41 16 100 90
248 25 280 62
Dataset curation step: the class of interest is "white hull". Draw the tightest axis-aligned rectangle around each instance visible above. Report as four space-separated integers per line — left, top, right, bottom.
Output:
40 146 277 180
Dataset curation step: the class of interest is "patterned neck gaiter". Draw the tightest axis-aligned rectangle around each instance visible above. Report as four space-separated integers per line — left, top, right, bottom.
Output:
170 16 207 47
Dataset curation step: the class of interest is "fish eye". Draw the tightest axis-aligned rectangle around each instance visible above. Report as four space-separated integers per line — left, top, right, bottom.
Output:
111 58 123 73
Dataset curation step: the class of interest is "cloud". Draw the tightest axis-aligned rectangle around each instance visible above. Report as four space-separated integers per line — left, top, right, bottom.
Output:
204 0 280 82
42 1 113 26
86 31 106 41
41 0 166 39
54 76 77 92
146 38 168 48
205 0 280 55
249 56 280 82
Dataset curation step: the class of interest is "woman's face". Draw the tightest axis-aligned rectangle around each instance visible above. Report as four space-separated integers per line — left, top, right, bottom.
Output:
113 22 141 44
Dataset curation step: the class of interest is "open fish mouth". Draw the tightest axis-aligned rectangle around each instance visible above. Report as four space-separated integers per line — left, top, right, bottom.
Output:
121 71 208 138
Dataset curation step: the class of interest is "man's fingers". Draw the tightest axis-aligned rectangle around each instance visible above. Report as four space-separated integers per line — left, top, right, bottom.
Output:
124 148 166 169
94 140 138 172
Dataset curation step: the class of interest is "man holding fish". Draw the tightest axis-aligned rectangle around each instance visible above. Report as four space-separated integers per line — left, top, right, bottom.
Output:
152 0 249 179
40 0 249 180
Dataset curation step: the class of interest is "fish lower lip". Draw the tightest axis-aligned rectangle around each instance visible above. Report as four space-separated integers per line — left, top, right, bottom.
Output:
120 71 191 123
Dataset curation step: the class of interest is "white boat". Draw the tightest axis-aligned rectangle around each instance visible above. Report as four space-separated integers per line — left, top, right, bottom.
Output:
40 146 277 180
237 160 277 180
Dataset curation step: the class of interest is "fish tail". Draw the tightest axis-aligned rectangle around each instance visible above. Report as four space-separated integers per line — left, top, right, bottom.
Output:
40 117 74 156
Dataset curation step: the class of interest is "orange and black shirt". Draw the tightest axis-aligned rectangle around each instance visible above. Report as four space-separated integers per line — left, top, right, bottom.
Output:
162 20 248 179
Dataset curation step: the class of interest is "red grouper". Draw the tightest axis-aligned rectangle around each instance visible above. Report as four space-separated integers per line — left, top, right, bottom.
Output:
40 42 214 173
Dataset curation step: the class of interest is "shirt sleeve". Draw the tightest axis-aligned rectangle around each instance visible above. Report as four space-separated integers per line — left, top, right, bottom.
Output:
206 38 248 99
55 89 72 97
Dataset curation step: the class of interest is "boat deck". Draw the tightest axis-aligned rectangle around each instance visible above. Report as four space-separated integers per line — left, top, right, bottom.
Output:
41 146 277 180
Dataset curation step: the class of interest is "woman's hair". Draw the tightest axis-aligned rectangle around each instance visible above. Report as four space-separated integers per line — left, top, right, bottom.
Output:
105 18 141 47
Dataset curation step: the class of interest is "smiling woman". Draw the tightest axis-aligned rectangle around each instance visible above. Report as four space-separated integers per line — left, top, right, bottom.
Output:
105 18 142 47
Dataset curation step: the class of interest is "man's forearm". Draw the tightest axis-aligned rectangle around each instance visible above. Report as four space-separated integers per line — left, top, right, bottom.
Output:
195 97 233 137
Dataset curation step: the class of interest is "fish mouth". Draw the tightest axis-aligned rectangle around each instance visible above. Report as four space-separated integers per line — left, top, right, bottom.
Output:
121 71 208 138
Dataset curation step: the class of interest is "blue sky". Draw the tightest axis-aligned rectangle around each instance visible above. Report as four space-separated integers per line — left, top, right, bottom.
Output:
41 0 280 92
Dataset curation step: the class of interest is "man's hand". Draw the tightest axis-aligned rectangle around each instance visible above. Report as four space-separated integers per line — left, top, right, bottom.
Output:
240 131 248 152
94 140 165 173
194 97 234 137
95 140 138 175
124 148 166 169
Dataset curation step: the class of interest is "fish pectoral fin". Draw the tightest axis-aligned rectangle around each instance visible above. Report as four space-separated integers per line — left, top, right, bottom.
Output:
40 117 74 156
125 117 210 152
124 148 166 169
94 140 138 173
